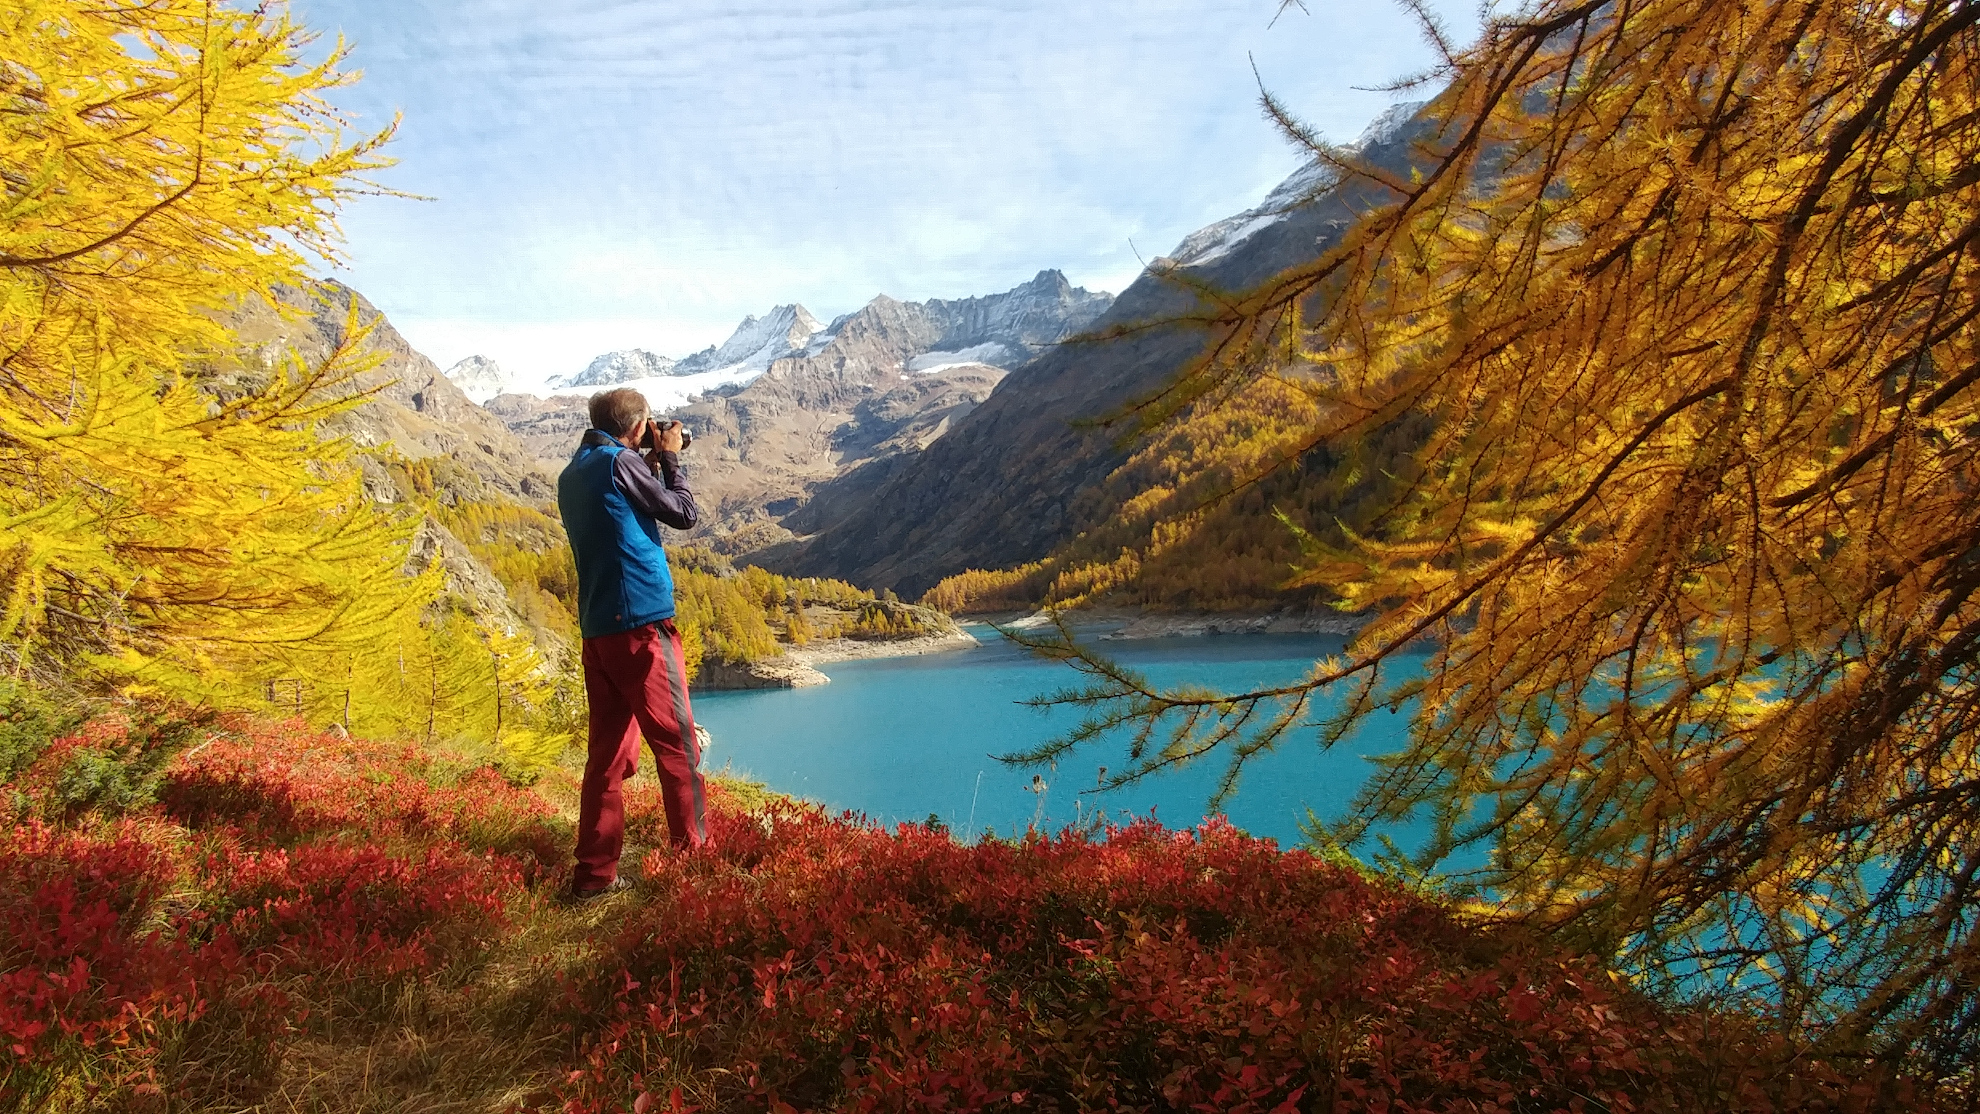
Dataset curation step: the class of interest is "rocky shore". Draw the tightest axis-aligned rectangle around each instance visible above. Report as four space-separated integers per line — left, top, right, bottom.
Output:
974 607 1369 640
694 627 980 690
783 628 979 665
693 656 831 690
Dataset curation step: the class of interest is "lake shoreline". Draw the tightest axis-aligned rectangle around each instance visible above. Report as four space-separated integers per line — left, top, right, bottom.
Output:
696 628 980 690
963 606 1370 640
784 628 980 665
689 621 1405 848
695 608 1370 691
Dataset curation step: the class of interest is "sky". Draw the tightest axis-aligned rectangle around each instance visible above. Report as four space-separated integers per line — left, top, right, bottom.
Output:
290 0 1487 389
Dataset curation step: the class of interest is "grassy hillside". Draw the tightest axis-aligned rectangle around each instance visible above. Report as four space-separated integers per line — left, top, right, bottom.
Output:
0 695 1939 1111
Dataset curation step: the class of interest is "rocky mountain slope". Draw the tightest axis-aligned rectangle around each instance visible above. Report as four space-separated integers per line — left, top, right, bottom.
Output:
219 281 565 657
227 282 553 502
483 270 1112 548
766 105 1434 597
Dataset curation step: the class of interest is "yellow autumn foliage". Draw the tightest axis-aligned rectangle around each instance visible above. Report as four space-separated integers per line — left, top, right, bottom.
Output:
1018 0 1980 1070
0 0 565 768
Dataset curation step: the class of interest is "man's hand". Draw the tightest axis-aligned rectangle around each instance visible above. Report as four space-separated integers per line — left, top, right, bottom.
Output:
654 420 685 454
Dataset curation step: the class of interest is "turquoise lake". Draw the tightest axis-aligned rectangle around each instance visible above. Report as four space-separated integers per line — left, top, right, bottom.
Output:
690 623 1434 850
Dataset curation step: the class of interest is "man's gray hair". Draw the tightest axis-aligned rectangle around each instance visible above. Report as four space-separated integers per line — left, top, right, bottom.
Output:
588 388 649 438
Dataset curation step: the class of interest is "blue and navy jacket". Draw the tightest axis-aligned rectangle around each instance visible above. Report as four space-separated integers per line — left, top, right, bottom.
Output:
557 429 698 638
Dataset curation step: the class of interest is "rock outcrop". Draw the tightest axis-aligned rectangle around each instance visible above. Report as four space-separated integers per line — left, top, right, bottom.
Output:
693 656 830 690
483 392 591 475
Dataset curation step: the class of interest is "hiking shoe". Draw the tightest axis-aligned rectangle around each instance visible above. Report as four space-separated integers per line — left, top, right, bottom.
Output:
566 876 634 904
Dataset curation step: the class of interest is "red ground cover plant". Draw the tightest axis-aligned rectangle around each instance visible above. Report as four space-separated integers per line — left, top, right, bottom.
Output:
1 708 1941 1111
201 837 522 988
160 721 566 877
558 797 1932 1114
0 818 243 1102
0 711 551 1109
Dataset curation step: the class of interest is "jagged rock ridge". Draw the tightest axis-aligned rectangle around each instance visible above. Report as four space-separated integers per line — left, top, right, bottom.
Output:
485 272 1113 549
667 270 1112 551
668 304 824 379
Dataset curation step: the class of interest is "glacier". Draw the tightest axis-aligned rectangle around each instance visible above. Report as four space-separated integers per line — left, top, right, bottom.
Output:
908 342 1020 374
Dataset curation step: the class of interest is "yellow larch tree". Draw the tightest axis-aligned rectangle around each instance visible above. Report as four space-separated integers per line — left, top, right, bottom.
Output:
1017 0 1980 1071
0 0 564 761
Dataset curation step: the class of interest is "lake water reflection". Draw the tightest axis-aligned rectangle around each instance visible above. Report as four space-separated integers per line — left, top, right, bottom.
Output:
689 622 1433 850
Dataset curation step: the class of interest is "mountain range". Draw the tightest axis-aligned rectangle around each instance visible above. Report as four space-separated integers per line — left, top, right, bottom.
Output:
471 269 1113 546
547 349 677 393
765 101 1433 597
323 100 1431 615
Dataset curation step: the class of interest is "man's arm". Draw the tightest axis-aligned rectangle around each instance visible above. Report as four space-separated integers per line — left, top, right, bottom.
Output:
613 449 697 530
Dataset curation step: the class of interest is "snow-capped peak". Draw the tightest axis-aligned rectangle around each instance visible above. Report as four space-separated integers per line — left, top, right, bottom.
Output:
672 304 823 378
444 355 508 405
549 349 679 392
532 305 826 407
1354 98 1428 151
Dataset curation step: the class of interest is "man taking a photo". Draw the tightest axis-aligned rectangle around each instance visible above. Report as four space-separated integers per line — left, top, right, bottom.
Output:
557 387 704 901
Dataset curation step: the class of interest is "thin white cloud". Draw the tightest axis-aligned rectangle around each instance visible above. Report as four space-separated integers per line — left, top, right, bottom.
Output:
297 0 1482 377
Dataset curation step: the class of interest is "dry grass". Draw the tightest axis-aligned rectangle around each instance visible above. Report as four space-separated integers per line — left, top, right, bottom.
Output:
180 764 761 1114
251 902 569 1112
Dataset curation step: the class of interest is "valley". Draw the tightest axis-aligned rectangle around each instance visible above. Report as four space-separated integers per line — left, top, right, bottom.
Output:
123 93 1441 735
10 0 1974 1102
404 104 1439 621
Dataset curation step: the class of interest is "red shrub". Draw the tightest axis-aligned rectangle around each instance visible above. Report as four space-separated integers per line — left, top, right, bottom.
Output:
199 837 521 987
1 709 1935 1112
159 718 565 876
2 713 548 1108
0 819 260 1106
554 808 1929 1114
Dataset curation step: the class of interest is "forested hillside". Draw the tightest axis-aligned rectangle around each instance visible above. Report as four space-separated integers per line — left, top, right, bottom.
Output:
923 398 1432 614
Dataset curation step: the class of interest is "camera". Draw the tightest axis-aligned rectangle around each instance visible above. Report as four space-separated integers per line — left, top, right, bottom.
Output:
638 418 692 452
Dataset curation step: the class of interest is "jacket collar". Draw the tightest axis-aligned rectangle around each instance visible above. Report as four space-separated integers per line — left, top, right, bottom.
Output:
581 428 622 449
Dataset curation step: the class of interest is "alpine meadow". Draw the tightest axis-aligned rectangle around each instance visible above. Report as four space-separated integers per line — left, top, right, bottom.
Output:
4 0 1979 1109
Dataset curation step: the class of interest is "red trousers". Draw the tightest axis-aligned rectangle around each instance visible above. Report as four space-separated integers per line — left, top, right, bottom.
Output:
574 619 706 890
